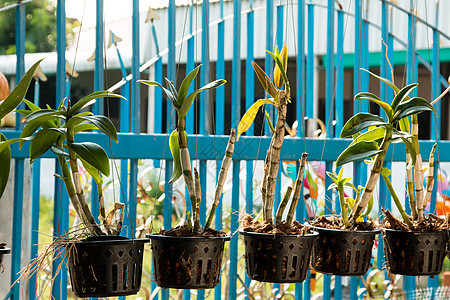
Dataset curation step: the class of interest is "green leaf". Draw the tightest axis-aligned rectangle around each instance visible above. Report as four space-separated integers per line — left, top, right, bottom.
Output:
73 123 98 134
177 65 201 106
252 61 278 98
264 110 275 134
399 135 416 169
79 156 103 186
326 171 339 184
138 80 178 108
361 68 400 93
0 138 25 154
327 182 338 191
393 97 438 122
340 113 386 138
399 116 410 133
350 127 385 146
391 83 418 111
179 79 226 119
19 114 65 148
51 145 69 157
15 110 32 116
336 141 383 167
0 133 11 199
26 109 66 122
237 99 276 140
68 142 110 176
0 59 43 120
77 115 118 142
354 92 393 121
164 78 178 102
67 91 125 117
29 129 60 163
23 99 41 111
169 130 183 184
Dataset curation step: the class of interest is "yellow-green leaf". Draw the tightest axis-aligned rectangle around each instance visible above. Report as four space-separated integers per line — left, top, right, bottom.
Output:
274 43 287 89
252 61 277 98
169 130 185 184
237 99 275 140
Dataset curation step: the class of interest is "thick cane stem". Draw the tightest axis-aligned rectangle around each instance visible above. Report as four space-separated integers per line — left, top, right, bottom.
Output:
406 150 418 220
349 126 392 224
286 153 308 224
193 168 201 232
411 115 425 221
204 129 235 230
275 186 293 225
423 144 437 213
264 92 288 224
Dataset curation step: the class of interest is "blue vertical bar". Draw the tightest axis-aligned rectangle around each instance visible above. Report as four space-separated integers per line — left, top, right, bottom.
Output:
126 159 138 238
197 160 207 300
161 160 173 300
228 161 240 300
380 0 389 119
155 58 163 133
246 7 255 136
167 0 176 133
378 161 391 273
297 0 306 136
276 4 284 49
29 79 41 300
132 0 141 133
232 0 242 129
265 0 274 135
335 9 344 138
244 5 254 296
360 19 369 112
306 3 314 119
93 0 104 117
296 163 305 300
186 3 195 135
353 0 361 100
216 1 225 135
200 0 210 135
51 163 63 300
325 0 334 137
323 161 333 300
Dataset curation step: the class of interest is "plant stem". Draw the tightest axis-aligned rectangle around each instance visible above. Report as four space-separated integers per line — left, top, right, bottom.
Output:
204 129 235 230
381 170 413 227
66 130 104 236
285 153 308 224
349 125 392 224
275 186 292 225
423 143 437 213
406 150 418 220
264 91 288 224
177 118 197 227
193 168 201 231
339 185 351 228
261 148 270 222
412 115 425 221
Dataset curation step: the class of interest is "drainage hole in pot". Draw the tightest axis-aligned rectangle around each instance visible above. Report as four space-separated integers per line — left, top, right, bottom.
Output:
129 250 134 257
352 239 358 245
257 241 262 250
105 249 113 258
299 255 305 278
289 243 294 250
428 251 434 273
272 256 277 276
361 239 366 245
435 238 439 245
204 246 209 253
298 243 303 250
353 250 360 273
414 238 420 245
204 259 212 285
436 250 441 272
118 250 124 257
282 256 288 279
342 238 347 244
425 239 431 246
213 246 217 253
123 264 128 290
289 256 297 278
196 260 203 284
132 263 137 289
112 264 118 291
344 251 351 272
336 252 341 269
214 259 219 282
266 243 273 250
361 251 367 271
193 246 198 253
278 243 284 250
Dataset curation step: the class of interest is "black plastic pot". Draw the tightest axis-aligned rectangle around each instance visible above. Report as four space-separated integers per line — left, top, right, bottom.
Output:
0 247 11 265
148 234 230 289
66 236 149 298
240 230 318 283
383 229 448 276
311 226 380 276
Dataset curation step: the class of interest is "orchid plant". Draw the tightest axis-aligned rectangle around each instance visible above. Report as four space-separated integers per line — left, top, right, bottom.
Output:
139 65 234 233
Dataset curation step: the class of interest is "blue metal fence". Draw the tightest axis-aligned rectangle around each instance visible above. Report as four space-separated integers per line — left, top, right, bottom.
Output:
2 0 450 299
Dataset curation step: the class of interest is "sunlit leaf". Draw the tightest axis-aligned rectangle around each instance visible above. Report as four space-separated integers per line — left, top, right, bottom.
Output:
0 133 11 199
67 91 125 117
264 110 275 134
79 156 102 186
336 141 382 167
354 92 393 121
237 99 275 140
29 129 60 163
274 43 288 89
169 130 184 184
179 79 226 119
362 68 400 93
350 127 385 146
252 61 277 98
266 50 289 93
0 59 43 120
77 115 118 143
165 78 178 101
68 142 110 176
138 80 178 108
177 65 201 106
340 113 386 138
391 83 418 111
393 97 437 122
